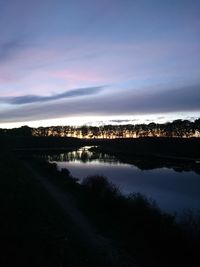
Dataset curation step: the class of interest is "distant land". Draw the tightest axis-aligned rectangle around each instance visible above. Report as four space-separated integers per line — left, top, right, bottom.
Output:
1 119 200 139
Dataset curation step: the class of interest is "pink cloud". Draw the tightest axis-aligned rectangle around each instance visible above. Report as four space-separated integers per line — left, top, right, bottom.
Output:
52 70 104 84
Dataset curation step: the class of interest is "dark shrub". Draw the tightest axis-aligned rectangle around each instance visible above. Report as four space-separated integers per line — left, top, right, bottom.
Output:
60 168 71 177
82 175 120 200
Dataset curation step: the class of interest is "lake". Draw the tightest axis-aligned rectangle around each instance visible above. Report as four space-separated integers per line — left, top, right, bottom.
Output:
45 146 200 214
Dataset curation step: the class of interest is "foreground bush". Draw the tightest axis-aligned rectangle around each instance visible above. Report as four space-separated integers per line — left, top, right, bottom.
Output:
81 175 200 267
82 175 120 200
31 159 200 267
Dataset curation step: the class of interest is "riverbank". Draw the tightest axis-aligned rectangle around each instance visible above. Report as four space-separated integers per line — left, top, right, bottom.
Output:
88 138 200 175
90 137 200 158
1 135 200 266
1 135 200 158
0 152 129 266
28 157 200 267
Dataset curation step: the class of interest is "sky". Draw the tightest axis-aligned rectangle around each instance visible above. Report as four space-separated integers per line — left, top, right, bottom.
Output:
0 0 200 128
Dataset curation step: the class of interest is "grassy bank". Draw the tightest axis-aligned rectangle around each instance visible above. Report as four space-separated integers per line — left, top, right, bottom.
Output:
2 135 200 266
31 158 200 267
0 152 112 267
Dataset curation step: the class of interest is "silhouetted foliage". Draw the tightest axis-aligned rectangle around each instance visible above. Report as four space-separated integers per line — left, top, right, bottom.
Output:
33 159 80 189
94 137 200 158
80 175 200 267
27 157 200 267
1 119 200 139
0 125 33 136
82 175 120 200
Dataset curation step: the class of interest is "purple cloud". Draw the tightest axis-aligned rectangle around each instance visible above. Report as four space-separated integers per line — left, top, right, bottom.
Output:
0 86 104 105
0 84 199 123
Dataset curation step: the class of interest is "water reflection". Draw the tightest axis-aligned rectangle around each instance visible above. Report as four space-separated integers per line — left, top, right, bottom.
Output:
43 146 200 175
42 146 200 213
45 146 119 164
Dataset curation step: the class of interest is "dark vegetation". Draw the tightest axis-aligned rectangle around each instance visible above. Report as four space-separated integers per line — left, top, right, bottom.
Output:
93 137 200 158
81 176 200 267
0 118 200 138
0 151 114 266
32 159 80 193
90 137 200 174
0 137 113 267
0 134 83 152
1 133 200 266
1 126 200 160
31 159 200 267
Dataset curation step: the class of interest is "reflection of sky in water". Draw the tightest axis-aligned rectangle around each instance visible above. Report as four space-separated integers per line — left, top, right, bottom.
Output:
48 147 200 214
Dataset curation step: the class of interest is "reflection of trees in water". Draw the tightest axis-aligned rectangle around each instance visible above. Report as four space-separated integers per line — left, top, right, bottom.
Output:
44 149 117 163
39 150 200 175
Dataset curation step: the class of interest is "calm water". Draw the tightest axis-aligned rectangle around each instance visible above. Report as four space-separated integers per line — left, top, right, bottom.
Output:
46 146 200 214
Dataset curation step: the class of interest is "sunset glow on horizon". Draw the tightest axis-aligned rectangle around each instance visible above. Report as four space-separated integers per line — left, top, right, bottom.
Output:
0 0 200 128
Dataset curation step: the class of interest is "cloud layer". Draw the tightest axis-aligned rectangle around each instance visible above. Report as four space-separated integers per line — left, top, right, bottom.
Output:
0 0 200 126
0 86 104 105
0 84 199 123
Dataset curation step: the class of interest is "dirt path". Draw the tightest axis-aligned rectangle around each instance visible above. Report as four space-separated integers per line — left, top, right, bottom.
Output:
24 162 136 267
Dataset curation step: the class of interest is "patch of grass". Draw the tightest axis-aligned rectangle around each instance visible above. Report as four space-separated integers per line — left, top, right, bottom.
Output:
0 153 105 266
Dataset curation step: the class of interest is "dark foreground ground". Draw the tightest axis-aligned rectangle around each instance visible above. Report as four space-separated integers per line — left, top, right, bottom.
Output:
0 135 200 266
0 152 116 267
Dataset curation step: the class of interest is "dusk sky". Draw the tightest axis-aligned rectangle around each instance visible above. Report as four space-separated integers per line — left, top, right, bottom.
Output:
0 0 200 128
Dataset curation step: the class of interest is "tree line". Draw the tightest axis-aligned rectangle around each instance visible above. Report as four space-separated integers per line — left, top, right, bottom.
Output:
0 119 200 138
